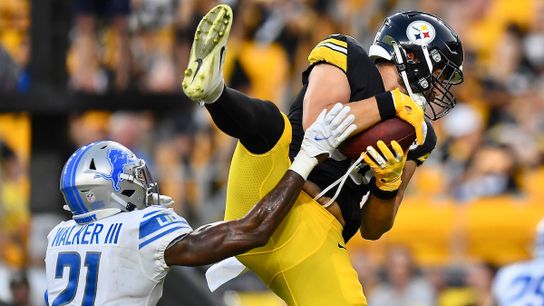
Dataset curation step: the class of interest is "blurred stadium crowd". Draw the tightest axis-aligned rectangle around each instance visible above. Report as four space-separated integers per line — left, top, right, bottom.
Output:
1 0 544 305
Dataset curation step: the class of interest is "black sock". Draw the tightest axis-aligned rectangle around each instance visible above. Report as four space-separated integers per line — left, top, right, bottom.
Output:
205 87 285 154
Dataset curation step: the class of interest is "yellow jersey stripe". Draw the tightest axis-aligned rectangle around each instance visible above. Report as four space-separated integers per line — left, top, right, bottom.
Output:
321 37 348 49
308 40 348 72
417 152 431 163
316 42 347 54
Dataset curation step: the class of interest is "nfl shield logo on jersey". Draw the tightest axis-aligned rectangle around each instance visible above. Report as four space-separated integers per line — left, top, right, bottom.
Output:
85 192 96 203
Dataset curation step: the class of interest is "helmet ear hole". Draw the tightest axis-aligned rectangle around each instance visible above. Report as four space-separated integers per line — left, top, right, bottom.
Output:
121 189 135 197
89 159 96 170
406 51 417 62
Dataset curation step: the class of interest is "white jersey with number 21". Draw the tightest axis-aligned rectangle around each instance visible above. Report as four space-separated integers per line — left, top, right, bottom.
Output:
44 206 192 306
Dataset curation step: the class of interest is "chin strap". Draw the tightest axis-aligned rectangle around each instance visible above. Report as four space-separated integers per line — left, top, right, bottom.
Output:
421 44 434 77
72 208 121 224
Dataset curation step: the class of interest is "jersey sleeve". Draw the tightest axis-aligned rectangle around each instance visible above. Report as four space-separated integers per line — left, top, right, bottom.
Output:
307 35 348 73
407 119 437 166
137 207 192 281
304 34 384 101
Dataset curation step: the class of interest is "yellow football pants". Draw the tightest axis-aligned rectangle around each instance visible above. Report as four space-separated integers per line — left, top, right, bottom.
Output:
224 113 367 306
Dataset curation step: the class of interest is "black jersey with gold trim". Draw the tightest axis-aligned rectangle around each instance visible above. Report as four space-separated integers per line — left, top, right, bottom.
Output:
288 34 437 242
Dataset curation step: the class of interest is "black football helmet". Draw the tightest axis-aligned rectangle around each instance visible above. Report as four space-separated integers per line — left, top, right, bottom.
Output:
369 11 464 120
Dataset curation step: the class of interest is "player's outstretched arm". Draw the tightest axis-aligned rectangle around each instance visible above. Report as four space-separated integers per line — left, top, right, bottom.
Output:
165 104 356 266
165 170 305 266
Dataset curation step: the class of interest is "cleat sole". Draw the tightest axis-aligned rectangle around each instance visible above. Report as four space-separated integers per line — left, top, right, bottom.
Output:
182 4 233 101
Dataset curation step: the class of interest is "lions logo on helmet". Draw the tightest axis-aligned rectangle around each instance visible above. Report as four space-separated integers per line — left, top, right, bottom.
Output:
94 149 137 192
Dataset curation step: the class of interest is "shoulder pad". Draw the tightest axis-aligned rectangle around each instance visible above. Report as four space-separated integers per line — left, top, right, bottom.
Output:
308 36 348 73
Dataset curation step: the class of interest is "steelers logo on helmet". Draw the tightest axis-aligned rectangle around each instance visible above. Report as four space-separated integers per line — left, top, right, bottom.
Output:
406 20 436 45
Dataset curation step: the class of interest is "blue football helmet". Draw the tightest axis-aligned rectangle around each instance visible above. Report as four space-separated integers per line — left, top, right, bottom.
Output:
60 141 160 224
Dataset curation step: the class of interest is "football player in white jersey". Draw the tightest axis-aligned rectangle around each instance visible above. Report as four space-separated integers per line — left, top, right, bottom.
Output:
491 219 544 306
44 103 356 306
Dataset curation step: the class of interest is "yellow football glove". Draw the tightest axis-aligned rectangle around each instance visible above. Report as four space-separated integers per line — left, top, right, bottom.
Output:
362 140 407 192
390 88 425 145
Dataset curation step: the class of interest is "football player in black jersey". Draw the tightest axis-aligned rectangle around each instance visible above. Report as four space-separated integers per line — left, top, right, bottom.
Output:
289 12 463 242
182 5 463 305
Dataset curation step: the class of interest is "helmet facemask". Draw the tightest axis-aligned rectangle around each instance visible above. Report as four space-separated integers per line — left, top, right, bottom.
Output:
121 160 174 209
392 42 464 120
422 48 463 120
129 159 161 207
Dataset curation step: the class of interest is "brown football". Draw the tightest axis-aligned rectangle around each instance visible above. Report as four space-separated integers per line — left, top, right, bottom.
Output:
338 118 416 160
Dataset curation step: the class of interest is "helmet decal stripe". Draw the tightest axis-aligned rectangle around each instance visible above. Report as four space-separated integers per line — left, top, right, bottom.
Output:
70 144 94 214
61 147 84 214
62 143 94 215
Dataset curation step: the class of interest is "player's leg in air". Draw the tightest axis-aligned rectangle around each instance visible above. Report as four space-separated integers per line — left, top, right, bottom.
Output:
182 4 290 220
182 5 366 306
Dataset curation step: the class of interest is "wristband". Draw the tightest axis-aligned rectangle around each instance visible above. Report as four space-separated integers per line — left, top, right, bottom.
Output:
369 177 398 199
289 149 318 180
376 91 395 120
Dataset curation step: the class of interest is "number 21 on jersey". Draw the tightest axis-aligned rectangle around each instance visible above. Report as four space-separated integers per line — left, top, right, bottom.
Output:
49 252 101 306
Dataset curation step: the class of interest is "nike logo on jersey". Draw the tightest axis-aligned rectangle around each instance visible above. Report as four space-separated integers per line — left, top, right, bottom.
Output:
337 242 346 250
192 58 203 82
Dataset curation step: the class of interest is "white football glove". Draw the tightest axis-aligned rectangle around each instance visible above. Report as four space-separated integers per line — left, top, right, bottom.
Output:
158 194 175 208
302 103 357 157
290 103 357 179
